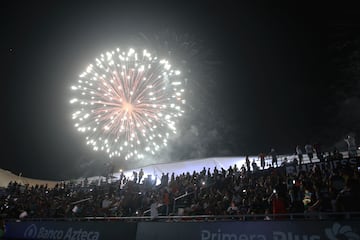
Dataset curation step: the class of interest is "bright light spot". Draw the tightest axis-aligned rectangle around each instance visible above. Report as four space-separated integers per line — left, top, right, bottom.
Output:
70 47 186 160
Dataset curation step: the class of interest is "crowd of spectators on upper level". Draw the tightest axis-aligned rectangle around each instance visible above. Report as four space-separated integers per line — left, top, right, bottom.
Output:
0 139 359 221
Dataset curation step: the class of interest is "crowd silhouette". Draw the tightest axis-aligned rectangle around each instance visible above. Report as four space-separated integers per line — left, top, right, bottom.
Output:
1 144 360 220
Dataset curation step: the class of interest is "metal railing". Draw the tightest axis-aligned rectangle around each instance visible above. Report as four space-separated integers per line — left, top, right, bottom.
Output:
172 191 194 215
4 211 360 222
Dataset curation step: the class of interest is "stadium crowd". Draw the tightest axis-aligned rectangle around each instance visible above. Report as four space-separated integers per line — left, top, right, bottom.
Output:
1 145 360 220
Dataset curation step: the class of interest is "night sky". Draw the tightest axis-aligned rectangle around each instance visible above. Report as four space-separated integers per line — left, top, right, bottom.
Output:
1 1 360 180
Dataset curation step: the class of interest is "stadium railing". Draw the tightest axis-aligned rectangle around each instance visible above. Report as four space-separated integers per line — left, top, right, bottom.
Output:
4 211 360 222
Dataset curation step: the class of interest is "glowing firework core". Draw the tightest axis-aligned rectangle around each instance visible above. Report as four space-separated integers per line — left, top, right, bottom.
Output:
70 48 185 160
122 102 134 112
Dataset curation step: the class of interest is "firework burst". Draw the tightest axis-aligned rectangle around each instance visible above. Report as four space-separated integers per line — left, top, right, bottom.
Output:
70 48 185 160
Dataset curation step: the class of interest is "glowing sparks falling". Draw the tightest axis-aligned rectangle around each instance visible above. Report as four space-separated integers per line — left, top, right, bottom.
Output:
70 48 185 160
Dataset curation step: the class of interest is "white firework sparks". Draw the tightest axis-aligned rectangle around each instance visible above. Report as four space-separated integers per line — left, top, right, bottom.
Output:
70 48 185 160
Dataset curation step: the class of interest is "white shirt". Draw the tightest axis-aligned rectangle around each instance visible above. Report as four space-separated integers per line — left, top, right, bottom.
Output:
150 202 158 219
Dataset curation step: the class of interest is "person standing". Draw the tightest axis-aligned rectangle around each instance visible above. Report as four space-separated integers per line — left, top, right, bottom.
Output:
296 145 303 165
150 198 159 220
268 190 287 219
305 144 314 163
245 155 251 172
240 164 246 173
344 135 357 158
259 152 266 170
132 171 138 183
269 148 278 167
313 143 324 162
138 168 144 184
251 159 258 172
335 178 360 212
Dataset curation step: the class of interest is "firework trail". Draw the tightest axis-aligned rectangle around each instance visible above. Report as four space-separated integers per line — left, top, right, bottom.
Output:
70 48 185 160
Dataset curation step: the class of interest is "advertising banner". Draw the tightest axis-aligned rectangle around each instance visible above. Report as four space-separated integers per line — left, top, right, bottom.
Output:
136 220 360 240
4 221 137 240
285 157 360 175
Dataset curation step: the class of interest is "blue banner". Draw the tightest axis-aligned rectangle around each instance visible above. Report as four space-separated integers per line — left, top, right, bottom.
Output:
136 220 360 240
4 221 137 240
5 219 360 240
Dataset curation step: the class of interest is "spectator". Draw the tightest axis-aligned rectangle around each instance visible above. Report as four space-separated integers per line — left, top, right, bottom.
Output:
308 183 333 214
240 164 246 173
336 178 360 212
302 188 315 213
226 201 239 215
296 145 303 165
268 190 287 219
269 148 278 167
344 135 357 158
150 199 159 220
162 189 170 215
281 157 288 167
313 142 324 162
138 168 144 184
1 144 359 220
329 168 345 211
132 171 138 183
305 144 314 163
292 157 298 167
263 209 271 220
332 147 343 160
259 152 266 169
251 159 259 172
245 155 251 172
160 173 166 186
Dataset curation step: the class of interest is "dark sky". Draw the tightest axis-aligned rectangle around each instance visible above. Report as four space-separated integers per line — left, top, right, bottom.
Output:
1 1 360 180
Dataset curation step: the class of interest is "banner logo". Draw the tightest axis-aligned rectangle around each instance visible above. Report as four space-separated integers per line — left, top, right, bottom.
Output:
22 224 100 240
325 222 360 240
24 224 38 238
